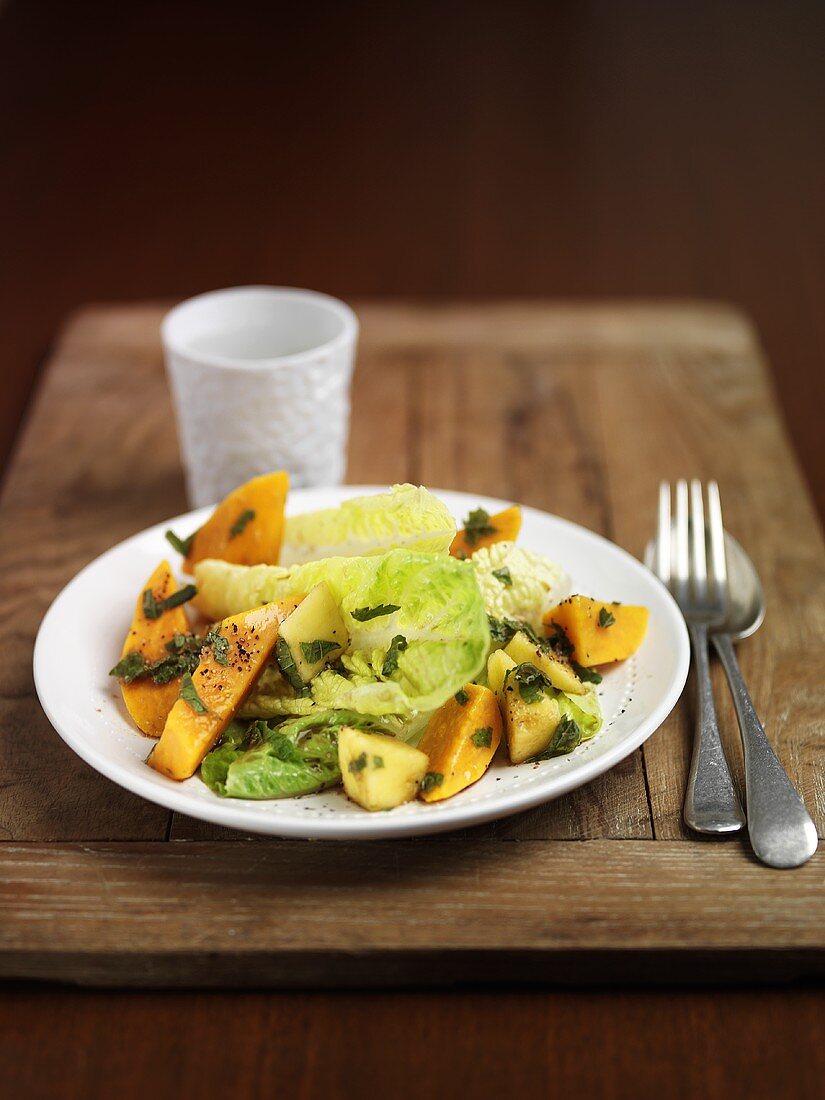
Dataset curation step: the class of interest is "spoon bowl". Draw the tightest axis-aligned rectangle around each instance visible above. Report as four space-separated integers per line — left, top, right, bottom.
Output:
645 530 765 640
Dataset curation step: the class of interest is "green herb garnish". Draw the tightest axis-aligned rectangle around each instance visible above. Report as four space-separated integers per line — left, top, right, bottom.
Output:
152 641 198 684
300 639 341 664
142 584 197 621
462 507 497 548
110 632 206 686
351 604 401 622
179 672 208 714
109 652 149 683
373 756 385 769
571 660 602 684
165 633 201 653
421 771 444 792
381 635 408 677
348 752 368 774
229 509 256 538
517 620 544 646
598 607 616 628
492 566 513 587
509 662 553 705
488 615 514 646
275 638 310 696
531 715 583 760
545 621 574 657
455 688 470 705
164 528 195 556
471 726 493 748
205 629 230 666
488 616 545 649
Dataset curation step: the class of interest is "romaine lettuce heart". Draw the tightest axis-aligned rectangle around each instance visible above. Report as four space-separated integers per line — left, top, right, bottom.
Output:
195 549 490 718
472 541 568 630
279 484 456 565
557 684 603 739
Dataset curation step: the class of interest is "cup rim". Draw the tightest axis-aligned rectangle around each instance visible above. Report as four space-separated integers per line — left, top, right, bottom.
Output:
161 285 359 370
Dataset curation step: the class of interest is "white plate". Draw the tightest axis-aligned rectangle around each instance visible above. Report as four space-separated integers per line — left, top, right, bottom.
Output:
34 487 689 839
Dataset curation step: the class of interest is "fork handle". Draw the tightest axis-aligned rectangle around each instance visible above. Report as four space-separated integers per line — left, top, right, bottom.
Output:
684 622 746 834
712 633 818 867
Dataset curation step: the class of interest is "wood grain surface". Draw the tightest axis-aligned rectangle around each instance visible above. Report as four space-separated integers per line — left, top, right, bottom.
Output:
0 301 823 994
1 987 821 1100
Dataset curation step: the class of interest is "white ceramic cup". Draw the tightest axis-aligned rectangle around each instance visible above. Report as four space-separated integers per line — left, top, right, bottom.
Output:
162 286 359 507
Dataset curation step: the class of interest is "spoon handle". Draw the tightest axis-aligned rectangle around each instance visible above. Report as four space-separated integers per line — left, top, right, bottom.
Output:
684 622 746 834
712 633 818 868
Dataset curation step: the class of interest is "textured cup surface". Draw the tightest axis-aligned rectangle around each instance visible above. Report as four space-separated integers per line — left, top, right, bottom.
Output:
162 287 358 507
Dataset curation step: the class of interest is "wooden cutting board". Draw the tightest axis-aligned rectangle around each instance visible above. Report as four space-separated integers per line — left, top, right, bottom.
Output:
1 302 822 987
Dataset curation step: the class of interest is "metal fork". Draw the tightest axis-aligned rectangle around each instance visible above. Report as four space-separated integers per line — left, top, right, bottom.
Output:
656 480 746 834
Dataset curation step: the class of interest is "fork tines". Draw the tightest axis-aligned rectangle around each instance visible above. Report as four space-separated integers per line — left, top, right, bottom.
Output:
656 479 728 621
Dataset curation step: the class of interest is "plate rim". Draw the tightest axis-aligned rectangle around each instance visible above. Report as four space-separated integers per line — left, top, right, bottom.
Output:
33 486 690 839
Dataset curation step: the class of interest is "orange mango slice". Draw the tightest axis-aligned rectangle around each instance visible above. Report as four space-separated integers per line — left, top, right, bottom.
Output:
180 471 289 572
148 597 299 780
543 596 649 667
450 505 522 558
418 683 502 802
118 560 191 737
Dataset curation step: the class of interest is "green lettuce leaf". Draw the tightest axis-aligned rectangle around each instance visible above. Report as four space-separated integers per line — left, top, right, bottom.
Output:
239 665 318 719
280 484 456 565
195 549 490 718
200 710 387 799
556 684 603 740
472 541 568 631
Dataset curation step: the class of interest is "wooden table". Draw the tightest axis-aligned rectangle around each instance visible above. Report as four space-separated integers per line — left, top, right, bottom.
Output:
1 299 823 989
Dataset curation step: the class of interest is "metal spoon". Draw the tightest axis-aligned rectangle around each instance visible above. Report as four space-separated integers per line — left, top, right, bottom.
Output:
646 532 818 868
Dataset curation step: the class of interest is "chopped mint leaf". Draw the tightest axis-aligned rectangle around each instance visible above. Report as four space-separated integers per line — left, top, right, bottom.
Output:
109 652 149 683
509 662 553 705
598 607 616 628
180 672 208 714
111 632 207 686
372 755 385 769
206 629 230 666
142 584 197 621
455 688 470 705
351 603 401 622
545 621 574 657
421 771 444 792
571 660 602 684
513 619 543 646
488 615 517 646
229 509 256 538
488 615 544 648
531 715 583 760
348 752 368 774
275 638 310 696
381 635 408 678
300 639 341 664
164 528 195 556
462 507 497 548
141 589 160 620
471 726 493 748
492 566 513 587
165 633 201 653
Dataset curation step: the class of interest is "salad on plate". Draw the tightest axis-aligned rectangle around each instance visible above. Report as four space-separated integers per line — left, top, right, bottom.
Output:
109 475 648 813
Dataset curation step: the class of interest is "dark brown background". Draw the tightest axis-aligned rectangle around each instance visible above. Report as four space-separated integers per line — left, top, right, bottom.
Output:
1 1 823 1097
